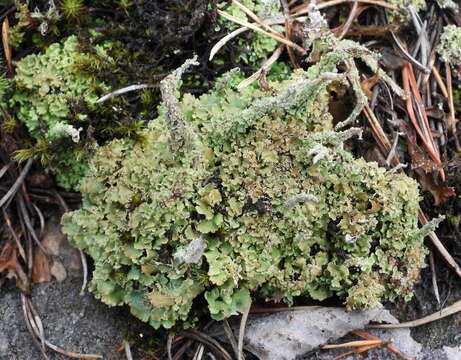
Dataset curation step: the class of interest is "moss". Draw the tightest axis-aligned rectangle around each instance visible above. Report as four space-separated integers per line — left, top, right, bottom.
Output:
62 54 434 328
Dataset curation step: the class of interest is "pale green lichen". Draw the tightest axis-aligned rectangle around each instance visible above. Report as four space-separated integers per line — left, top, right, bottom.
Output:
9 35 110 142
2 35 112 189
437 25 461 66
62 53 432 328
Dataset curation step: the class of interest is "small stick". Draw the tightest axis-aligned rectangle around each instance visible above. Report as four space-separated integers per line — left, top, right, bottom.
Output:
238 300 251 360
431 64 449 98
367 299 461 329
223 320 239 359
232 0 282 35
420 210 461 278
322 339 385 349
291 0 402 15
217 10 306 55
339 1 359 39
429 249 441 305
352 330 414 360
96 84 155 104
124 341 133 360
0 158 33 208
237 45 284 89
333 343 379 360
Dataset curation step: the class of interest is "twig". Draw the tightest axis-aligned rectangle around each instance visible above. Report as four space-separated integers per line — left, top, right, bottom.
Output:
431 64 448 98
429 250 441 305
232 0 282 35
181 330 233 360
223 320 239 359
96 84 156 104
322 339 385 349
250 305 320 313
0 158 33 208
167 334 174 360
217 9 306 55
23 296 103 359
367 299 461 329
339 1 359 39
238 300 251 360
391 33 431 74
192 344 205 360
352 330 414 360
124 341 133 360
291 0 402 15
420 210 461 278
237 45 284 89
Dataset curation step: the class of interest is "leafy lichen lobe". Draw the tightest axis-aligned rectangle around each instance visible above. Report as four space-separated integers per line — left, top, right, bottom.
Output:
62 68 428 329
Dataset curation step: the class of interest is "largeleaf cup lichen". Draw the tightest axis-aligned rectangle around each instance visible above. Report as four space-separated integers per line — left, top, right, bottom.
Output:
62 58 433 329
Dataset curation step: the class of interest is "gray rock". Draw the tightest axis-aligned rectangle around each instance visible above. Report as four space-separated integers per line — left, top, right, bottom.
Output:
238 307 398 360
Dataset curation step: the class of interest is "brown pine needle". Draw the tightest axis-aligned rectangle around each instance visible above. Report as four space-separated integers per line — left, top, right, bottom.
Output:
322 339 385 349
217 10 306 55
352 330 414 360
332 343 379 360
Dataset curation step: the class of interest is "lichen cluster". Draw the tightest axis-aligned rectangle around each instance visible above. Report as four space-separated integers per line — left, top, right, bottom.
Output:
62 60 432 329
1 35 111 189
437 25 461 66
10 35 109 141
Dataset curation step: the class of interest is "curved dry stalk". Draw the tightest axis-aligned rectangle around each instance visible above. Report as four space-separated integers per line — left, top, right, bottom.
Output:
23 296 103 359
0 158 33 208
238 300 251 360
237 45 284 90
96 84 156 104
367 299 461 329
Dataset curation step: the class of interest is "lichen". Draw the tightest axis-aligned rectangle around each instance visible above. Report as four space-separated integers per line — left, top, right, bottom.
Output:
62 56 432 329
437 25 461 66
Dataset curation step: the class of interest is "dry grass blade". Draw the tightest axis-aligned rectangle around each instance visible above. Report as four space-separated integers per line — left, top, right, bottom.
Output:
167 334 174 360
217 9 306 55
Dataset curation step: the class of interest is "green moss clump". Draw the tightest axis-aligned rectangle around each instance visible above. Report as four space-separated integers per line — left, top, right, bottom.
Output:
62 58 433 329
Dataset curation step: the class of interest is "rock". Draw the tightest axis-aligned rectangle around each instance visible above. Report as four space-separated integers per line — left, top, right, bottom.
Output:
0 335 8 356
230 307 398 360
